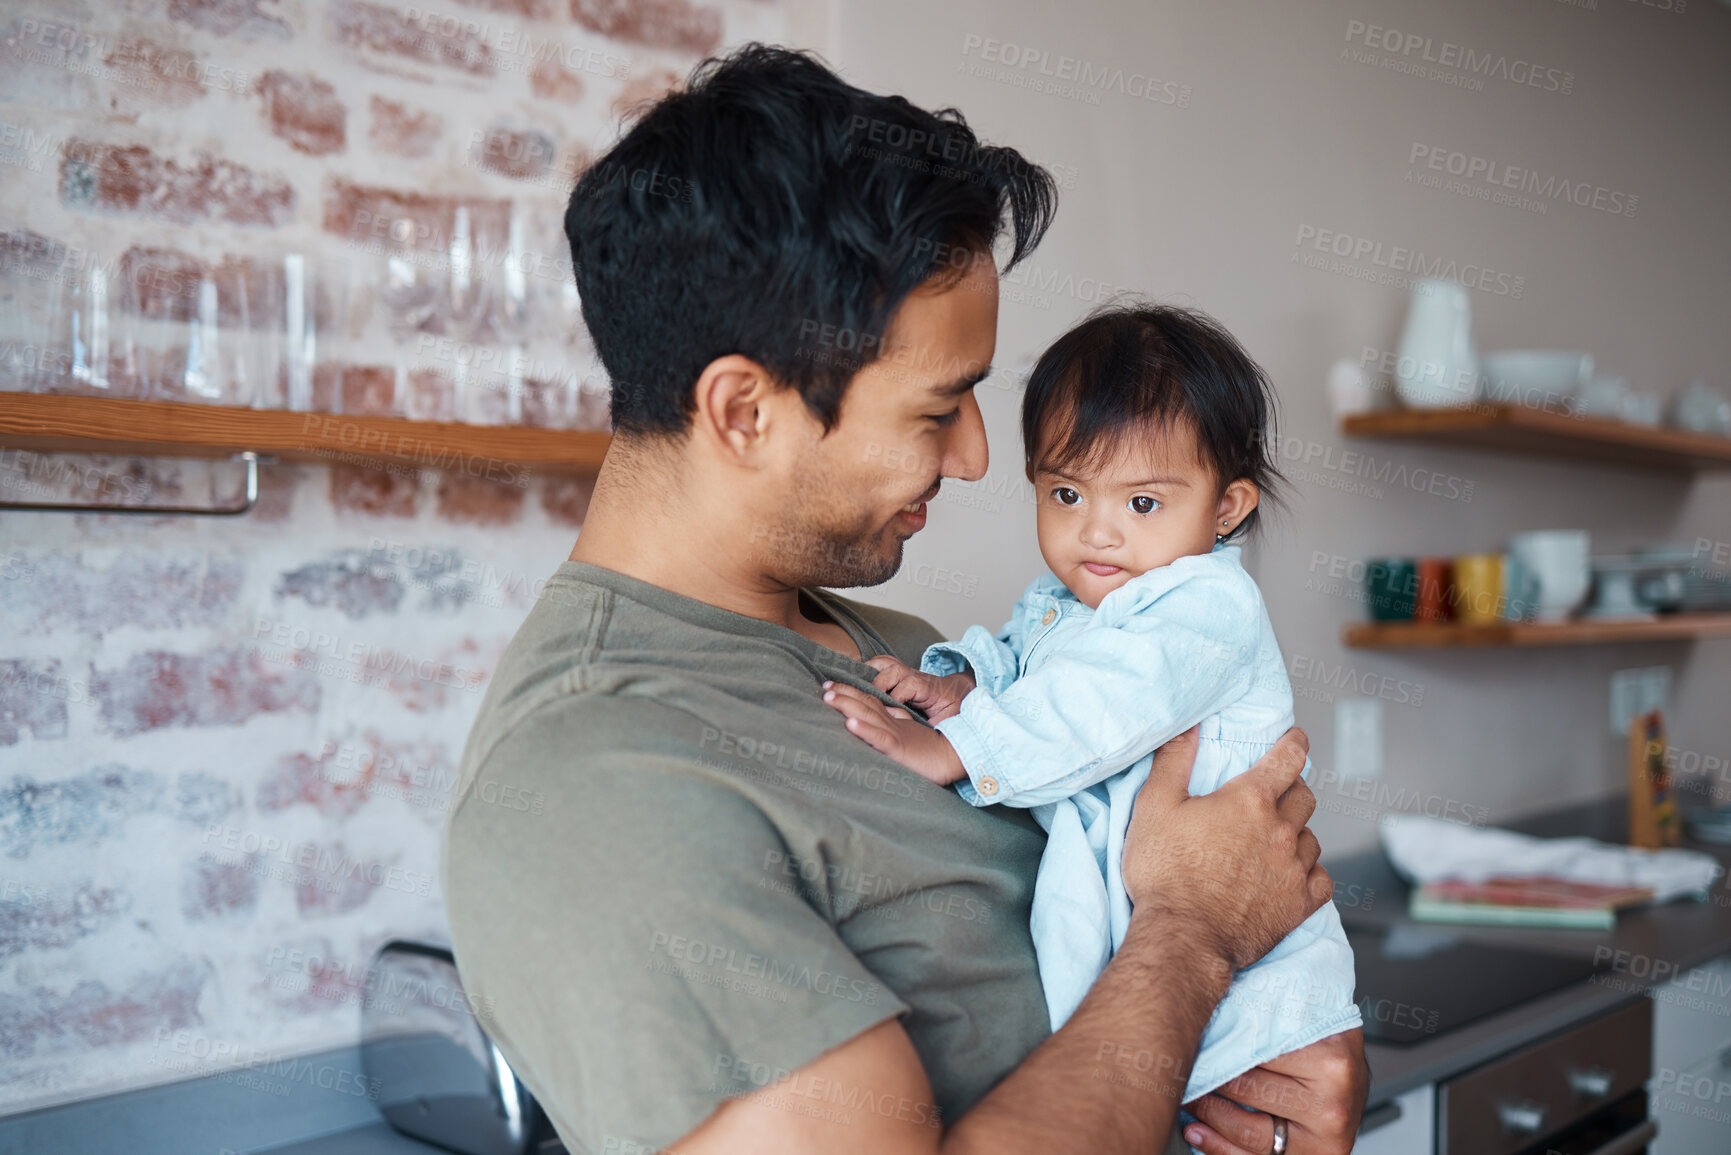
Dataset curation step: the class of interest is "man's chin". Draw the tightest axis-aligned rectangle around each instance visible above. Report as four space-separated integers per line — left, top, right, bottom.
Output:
804 531 903 589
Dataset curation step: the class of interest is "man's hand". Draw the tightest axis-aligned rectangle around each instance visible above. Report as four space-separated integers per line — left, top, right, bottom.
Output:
866 656 976 723
1182 1029 1369 1155
822 681 967 785
1122 727 1327 972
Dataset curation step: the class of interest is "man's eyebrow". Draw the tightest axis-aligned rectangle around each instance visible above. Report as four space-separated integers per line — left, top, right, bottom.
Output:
935 365 993 397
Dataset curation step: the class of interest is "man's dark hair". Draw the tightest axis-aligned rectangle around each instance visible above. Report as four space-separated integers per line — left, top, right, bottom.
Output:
1020 303 1285 542
565 44 1057 436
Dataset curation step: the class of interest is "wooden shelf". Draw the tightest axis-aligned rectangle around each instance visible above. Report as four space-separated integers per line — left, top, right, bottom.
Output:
1344 614 1731 649
1341 404 1731 472
0 393 610 475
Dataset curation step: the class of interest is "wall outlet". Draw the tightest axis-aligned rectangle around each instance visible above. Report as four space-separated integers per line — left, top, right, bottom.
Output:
1335 697 1384 780
1610 667 1671 737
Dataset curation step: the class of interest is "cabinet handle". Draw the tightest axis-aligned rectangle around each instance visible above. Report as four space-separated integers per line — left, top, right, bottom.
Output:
1569 1068 1615 1098
1498 1100 1548 1134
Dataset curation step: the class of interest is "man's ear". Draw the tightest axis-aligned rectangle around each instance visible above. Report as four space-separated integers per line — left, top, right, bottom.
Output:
690 354 781 463
1216 479 1260 536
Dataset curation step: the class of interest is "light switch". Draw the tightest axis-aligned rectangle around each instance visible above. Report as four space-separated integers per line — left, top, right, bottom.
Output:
1610 667 1671 736
1335 697 1384 780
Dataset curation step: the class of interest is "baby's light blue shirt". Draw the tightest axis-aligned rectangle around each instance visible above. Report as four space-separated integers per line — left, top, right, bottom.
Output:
921 544 1362 1101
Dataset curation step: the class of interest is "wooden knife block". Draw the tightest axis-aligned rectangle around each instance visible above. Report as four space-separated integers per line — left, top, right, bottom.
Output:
1627 708 1680 849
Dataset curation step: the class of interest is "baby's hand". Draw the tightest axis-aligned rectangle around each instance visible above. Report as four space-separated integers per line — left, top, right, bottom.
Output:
822 681 966 786
865 656 975 723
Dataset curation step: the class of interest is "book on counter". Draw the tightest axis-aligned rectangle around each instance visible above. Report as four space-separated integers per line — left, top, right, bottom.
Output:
1408 876 1656 930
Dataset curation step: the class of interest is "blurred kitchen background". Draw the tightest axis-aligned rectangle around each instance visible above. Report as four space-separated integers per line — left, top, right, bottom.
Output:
2 0 1729 1153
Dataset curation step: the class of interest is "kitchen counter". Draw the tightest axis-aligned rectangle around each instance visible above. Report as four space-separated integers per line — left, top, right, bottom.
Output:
1330 793 1731 1110
11 793 1728 1151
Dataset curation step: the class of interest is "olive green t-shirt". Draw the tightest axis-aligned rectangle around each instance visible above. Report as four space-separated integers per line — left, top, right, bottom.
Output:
441 561 1054 1153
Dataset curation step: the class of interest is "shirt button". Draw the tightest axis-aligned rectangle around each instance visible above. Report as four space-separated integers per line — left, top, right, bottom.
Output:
977 776 1000 796
1040 608 1056 626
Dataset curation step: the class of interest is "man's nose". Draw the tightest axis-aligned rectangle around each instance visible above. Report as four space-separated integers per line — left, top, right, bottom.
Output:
940 392 988 482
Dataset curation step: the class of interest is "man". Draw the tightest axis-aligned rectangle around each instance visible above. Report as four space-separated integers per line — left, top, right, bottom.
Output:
443 45 1366 1155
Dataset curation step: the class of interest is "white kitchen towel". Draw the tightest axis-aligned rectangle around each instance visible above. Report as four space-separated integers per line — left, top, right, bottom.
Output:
1380 814 1721 903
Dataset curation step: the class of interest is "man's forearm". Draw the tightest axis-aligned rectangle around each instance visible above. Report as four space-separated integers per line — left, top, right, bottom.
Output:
941 914 1231 1154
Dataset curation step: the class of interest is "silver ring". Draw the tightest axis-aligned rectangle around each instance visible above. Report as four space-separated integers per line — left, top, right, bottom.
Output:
1270 1115 1288 1155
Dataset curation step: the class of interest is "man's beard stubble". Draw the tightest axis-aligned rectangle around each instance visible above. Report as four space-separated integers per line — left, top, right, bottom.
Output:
760 462 909 589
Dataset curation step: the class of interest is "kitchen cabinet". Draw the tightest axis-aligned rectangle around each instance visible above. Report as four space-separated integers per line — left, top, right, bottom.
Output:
1352 1084 1436 1154
1649 952 1731 1154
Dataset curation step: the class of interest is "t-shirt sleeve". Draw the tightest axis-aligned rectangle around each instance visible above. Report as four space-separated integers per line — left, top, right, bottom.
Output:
443 698 909 1154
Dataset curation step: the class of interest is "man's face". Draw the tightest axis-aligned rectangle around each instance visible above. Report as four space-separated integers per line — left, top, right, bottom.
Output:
762 252 997 589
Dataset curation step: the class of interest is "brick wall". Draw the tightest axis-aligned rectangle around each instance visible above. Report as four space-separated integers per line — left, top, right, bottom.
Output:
0 0 802 1116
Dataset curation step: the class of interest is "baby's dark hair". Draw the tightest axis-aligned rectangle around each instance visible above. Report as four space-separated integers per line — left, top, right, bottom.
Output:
1020 302 1284 542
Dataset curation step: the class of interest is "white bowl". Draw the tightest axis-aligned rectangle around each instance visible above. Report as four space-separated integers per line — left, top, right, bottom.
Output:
1480 351 1593 412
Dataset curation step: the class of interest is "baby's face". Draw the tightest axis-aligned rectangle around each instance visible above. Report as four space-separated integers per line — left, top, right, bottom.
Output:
1031 427 1244 609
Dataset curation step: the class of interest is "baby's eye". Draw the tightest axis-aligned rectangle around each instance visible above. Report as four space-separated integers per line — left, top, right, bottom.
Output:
1129 495 1160 514
1052 487 1080 506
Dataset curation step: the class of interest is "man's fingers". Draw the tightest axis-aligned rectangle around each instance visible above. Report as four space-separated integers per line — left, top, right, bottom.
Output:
1206 1068 1309 1118
1140 726 1201 809
1183 1096 1277 1155
1236 726 1310 803
1297 827 1321 874
1276 775 1317 829
1308 863 1334 908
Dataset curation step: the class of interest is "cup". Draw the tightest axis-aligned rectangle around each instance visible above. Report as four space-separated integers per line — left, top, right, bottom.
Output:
1509 530 1591 623
1452 554 1505 625
1364 558 1417 621
1395 278 1480 409
1671 380 1731 436
1577 376 1628 420
1503 553 1540 622
1415 558 1454 623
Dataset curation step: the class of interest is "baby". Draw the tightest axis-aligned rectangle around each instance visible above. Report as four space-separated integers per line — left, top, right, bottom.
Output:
822 303 1361 1104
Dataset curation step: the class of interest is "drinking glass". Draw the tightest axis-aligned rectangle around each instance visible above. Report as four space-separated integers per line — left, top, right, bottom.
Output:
35 243 113 396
